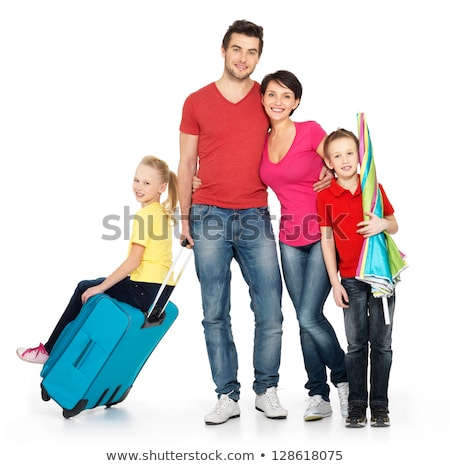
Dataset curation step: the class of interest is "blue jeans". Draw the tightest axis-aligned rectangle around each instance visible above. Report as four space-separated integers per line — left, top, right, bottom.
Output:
190 204 283 399
341 278 394 410
280 240 347 401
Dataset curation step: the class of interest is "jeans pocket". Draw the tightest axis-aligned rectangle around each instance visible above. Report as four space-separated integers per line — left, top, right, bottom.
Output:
190 204 213 223
255 206 270 218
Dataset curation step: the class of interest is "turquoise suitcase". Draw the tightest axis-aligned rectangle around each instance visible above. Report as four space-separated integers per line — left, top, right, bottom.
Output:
40 244 190 418
40 296 178 418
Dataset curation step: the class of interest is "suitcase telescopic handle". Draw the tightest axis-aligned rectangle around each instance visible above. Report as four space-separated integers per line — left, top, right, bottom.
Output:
143 239 192 326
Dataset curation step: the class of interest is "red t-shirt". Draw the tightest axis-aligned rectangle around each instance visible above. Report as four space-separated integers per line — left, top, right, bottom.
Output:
317 177 395 278
179 82 269 209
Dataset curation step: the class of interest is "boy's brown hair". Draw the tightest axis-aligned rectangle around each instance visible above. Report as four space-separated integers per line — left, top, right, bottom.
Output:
323 128 359 159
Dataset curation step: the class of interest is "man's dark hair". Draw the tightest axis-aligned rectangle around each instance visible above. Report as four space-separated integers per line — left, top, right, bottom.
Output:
222 20 264 56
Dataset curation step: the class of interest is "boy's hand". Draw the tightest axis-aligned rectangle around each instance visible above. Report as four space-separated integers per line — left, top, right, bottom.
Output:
332 284 349 309
356 212 388 238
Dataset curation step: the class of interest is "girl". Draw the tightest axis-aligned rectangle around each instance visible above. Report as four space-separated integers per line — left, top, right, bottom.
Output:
17 156 178 364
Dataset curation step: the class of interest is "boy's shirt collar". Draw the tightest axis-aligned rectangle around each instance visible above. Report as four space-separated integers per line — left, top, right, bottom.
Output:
330 175 362 197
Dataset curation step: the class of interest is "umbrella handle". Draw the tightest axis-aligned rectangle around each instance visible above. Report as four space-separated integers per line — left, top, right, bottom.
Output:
382 296 390 325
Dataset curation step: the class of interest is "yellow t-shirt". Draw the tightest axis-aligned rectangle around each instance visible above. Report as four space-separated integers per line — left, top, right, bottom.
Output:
128 202 174 285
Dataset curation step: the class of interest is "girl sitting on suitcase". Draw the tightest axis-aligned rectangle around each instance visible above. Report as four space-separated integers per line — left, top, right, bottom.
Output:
17 156 178 364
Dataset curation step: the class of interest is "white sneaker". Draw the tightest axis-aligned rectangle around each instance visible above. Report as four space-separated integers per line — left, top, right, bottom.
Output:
303 395 332 421
255 387 288 419
337 382 349 417
204 394 240 425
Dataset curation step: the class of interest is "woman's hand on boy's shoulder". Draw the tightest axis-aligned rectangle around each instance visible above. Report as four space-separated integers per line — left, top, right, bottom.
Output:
313 166 334 192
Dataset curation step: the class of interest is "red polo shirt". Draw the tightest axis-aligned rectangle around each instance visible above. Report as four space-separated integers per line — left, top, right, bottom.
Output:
317 177 394 278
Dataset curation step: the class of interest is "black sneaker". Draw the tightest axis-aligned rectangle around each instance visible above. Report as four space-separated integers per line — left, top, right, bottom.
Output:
345 405 367 428
370 407 390 427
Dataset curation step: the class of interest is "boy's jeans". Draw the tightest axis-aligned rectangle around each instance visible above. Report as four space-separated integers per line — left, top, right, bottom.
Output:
341 278 395 410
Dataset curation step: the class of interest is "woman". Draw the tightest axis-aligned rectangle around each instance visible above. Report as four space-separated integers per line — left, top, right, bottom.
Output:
259 70 348 421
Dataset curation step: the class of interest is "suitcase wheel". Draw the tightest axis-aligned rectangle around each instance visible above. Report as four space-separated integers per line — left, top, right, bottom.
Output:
106 386 132 408
41 384 50 402
62 399 88 419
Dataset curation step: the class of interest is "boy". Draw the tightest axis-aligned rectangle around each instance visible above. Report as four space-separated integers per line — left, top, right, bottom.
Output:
317 129 398 428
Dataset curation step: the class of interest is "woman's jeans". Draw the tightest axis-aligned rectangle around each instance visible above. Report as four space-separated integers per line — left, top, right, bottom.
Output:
341 278 394 410
44 278 172 353
280 240 347 401
190 204 283 399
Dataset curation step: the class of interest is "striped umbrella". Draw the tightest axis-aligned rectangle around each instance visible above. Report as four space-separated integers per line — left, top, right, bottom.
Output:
356 113 407 324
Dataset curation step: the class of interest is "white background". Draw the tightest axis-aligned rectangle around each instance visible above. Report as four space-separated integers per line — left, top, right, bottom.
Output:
1 1 448 464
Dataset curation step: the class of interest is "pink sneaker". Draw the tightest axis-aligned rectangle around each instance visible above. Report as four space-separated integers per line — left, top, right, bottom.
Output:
16 343 49 364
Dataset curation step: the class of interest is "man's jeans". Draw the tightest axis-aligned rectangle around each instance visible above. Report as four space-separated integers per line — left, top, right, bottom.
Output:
341 278 395 409
280 240 347 401
190 204 283 399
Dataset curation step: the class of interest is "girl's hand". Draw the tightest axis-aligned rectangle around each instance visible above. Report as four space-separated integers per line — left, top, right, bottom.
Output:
81 285 104 304
332 283 349 309
356 212 387 238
